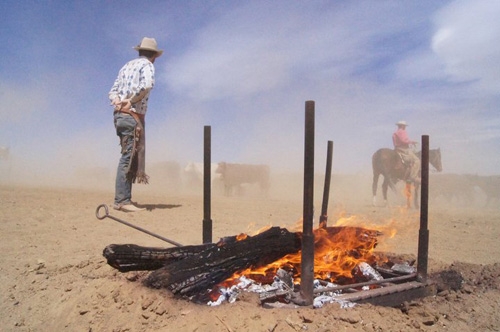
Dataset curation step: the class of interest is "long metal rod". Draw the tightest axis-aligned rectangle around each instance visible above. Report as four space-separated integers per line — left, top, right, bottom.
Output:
319 140 333 227
417 135 430 281
313 273 417 294
203 125 213 244
300 100 315 306
95 204 183 247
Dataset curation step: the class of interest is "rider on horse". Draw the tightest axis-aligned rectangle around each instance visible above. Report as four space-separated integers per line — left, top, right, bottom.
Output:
393 120 420 184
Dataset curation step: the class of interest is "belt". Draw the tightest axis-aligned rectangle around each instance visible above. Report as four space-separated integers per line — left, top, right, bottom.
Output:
114 109 144 123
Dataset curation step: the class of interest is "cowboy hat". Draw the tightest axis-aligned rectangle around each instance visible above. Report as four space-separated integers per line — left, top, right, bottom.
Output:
133 37 163 57
395 120 408 126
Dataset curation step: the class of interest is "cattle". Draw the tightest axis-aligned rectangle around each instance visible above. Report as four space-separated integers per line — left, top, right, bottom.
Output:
429 173 476 206
0 146 9 160
183 162 221 192
471 175 500 208
216 162 270 196
147 161 183 194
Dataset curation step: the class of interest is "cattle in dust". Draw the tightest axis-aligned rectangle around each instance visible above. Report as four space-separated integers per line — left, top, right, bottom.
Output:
470 175 500 208
429 173 476 206
183 162 221 190
0 146 12 181
147 161 183 193
216 162 270 196
428 173 500 209
0 147 9 160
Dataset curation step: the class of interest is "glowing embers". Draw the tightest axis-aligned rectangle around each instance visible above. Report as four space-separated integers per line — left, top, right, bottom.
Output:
202 255 418 308
193 225 417 307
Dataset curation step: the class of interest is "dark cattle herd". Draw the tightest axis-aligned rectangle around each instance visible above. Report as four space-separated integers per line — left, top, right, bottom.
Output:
428 173 500 208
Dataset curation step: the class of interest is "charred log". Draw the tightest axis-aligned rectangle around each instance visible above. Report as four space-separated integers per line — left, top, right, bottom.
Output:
103 243 215 272
103 226 382 297
144 227 301 296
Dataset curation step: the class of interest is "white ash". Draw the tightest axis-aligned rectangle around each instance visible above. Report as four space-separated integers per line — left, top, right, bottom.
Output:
207 262 387 307
358 262 384 281
391 262 417 274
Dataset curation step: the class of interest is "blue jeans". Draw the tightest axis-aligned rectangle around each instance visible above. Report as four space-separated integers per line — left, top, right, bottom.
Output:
114 113 137 205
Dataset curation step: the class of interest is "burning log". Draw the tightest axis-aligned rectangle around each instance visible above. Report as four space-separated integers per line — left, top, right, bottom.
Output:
103 243 216 272
103 226 382 298
144 227 301 296
102 229 295 272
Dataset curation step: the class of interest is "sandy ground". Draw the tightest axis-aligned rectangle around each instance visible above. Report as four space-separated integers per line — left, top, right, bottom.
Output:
1 172 500 332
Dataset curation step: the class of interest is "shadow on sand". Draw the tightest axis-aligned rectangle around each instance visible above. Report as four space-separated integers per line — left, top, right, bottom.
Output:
136 203 182 211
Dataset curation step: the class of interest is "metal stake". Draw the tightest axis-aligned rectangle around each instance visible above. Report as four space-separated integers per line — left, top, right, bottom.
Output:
203 125 213 244
319 140 333 227
417 135 430 282
300 100 315 306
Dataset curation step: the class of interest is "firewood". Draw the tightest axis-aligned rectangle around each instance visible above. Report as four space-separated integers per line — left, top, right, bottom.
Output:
144 227 301 296
102 226 381 297
103 243 215 272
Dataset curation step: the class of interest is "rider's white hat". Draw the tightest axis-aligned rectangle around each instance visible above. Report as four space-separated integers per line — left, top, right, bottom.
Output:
396 120 408 126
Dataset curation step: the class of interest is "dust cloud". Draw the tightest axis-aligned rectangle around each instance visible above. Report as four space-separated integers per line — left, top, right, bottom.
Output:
0 120 498 213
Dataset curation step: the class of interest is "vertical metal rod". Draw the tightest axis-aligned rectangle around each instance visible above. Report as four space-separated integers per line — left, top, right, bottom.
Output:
319 140 333 228
203 126 213 244
417 135 429 281
300 100 315 306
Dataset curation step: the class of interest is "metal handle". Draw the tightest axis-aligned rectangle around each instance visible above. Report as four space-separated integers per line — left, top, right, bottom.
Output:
95 204 183 247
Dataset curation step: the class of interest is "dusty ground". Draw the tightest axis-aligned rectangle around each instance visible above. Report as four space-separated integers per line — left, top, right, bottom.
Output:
1 172 499 332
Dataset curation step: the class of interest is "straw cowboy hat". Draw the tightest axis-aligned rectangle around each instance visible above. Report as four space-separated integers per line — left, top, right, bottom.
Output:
395 120 408 126
133 37 163 56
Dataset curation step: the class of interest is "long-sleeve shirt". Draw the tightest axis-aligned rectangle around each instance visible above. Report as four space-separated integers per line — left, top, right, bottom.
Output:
108 56 155 115
392 128 413 149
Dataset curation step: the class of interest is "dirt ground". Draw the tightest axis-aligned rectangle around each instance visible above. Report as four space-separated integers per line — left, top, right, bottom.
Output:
1 172 499 332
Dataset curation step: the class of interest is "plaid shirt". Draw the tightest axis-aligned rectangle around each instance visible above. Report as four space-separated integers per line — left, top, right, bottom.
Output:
109 56 155 115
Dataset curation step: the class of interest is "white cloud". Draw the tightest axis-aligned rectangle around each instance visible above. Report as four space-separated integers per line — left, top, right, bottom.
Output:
432 0 500 91
162 1 394 101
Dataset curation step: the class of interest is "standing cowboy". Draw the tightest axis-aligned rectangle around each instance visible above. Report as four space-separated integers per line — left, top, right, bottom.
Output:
108 37 163 212
392 120 420 184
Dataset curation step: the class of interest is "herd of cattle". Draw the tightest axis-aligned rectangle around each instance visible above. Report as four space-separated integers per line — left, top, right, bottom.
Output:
0 147 9 160
428 173 500 208
179 163 499 207
149 161 499 205
182 161 270 196
1 149 497 206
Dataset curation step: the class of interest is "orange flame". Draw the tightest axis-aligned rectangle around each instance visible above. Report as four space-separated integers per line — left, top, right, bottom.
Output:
222 215 396 287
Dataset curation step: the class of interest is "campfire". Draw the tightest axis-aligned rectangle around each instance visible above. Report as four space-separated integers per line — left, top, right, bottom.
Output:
99 101 436 308
102 219 423 308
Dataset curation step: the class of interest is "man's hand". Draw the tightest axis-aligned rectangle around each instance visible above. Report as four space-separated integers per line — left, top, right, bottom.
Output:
111 97 122 111
112 99 132 111
120 99 132 111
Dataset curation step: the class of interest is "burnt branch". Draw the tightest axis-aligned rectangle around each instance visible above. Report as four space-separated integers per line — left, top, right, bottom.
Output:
144 227 301 296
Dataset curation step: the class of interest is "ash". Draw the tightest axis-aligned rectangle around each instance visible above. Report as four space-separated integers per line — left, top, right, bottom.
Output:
207 269 357 308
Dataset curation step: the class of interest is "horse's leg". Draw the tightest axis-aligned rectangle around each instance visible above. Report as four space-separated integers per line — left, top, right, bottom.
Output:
381 176 389 206
405 183 412 208
414 183 420 209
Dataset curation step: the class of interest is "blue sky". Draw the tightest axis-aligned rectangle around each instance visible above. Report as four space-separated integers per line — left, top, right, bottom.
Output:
1 0 499 184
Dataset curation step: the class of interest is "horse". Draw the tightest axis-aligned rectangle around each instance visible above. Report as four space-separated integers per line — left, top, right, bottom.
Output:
372 148 442 208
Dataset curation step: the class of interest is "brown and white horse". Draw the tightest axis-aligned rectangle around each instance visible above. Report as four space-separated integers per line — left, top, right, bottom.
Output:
372 148 442 208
